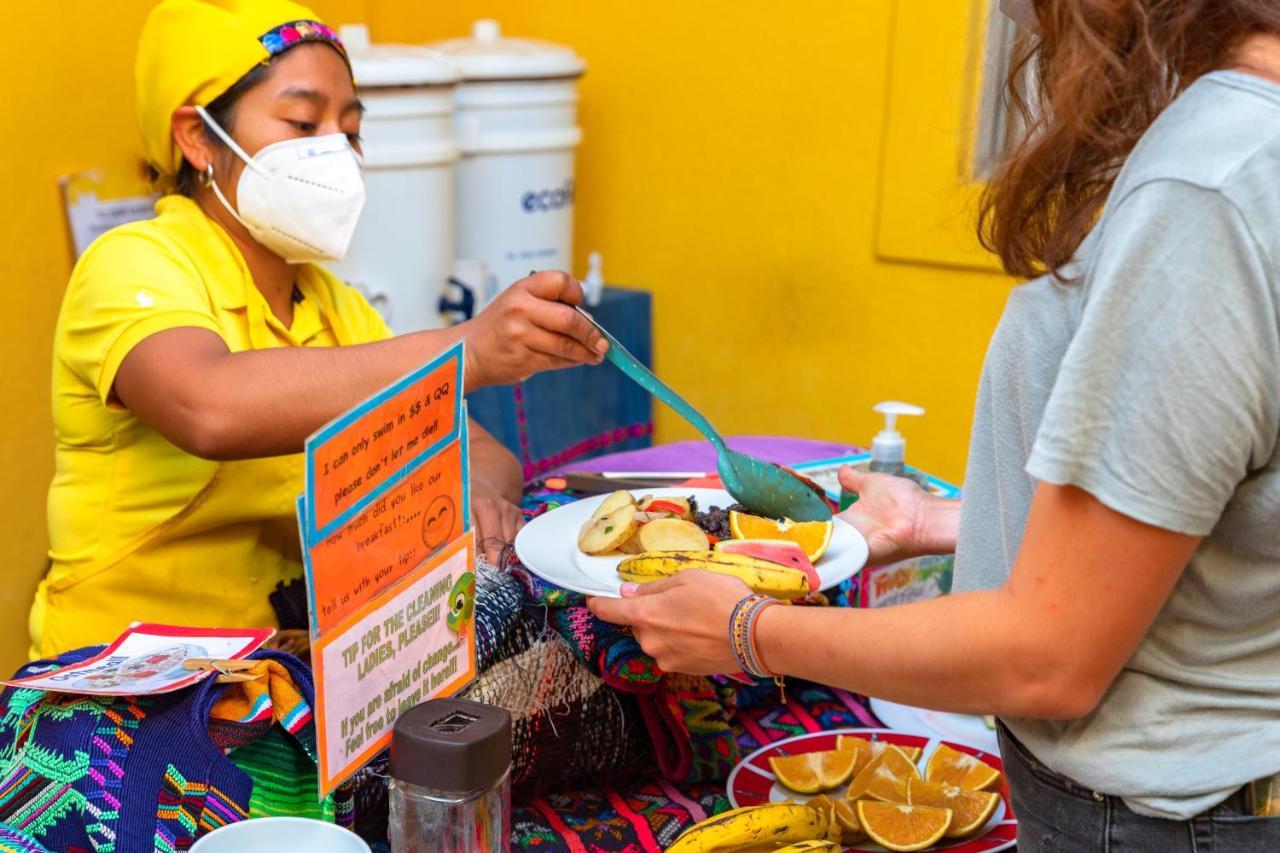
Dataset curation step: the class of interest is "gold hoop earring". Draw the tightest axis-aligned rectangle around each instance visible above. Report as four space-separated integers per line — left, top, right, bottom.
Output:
200 163 214 188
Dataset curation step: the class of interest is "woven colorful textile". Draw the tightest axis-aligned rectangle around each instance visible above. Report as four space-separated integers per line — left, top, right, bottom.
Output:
539 598 741 784
0 648 352 852
0 822 46 853
209 653 353 827
461 575 650 795
209 656 312 738
0 647 252 852
513 491 745 786
510 682 883 851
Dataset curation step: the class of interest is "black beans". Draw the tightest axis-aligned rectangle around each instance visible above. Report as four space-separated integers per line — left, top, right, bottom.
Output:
694 504 753 540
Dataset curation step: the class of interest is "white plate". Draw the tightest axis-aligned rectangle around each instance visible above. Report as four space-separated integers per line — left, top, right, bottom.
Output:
514 488 869 597
870 697 1001 756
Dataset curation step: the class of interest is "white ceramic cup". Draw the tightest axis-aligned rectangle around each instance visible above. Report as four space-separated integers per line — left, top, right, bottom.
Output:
189 817 371 852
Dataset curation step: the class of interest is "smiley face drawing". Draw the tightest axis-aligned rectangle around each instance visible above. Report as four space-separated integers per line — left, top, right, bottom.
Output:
421 494 457 553
446 571 475 641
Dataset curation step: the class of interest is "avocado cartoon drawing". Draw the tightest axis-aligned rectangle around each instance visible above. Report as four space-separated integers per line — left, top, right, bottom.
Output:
447 571 475 641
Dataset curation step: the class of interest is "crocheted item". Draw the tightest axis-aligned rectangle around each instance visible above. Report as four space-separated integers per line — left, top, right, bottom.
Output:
515 581 738 783
206 653 354 830
205 656 327 825
209 658 313 738
460 607 648 796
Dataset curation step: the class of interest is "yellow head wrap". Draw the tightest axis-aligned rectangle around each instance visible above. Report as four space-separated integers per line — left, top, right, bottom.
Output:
135 0 348 188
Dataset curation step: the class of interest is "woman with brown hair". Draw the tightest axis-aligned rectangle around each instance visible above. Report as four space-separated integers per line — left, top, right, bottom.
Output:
590 0 1280 847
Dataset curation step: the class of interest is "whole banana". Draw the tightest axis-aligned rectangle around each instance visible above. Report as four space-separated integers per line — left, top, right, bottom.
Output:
619 551 810 599
665 802 830 852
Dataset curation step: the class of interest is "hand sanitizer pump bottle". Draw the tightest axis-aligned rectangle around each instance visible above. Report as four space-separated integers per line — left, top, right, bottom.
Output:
869 401 924 477
840 401 929 511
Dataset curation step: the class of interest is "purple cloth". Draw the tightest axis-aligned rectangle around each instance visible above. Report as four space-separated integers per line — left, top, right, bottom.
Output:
560 436 862 475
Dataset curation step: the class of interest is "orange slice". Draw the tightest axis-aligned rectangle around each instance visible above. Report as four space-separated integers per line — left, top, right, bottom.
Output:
838 736 920 758
836 734 872 752
832 798 866 844
845 744 918 803
856 801 953 852
907 778 1001 837
834 736 876 777
729 512 834 561
770 749 860 794
925 744 1003 791
871 739 923 763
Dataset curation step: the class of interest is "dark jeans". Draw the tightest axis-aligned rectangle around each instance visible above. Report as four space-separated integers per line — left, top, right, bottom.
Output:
999 724 1280 852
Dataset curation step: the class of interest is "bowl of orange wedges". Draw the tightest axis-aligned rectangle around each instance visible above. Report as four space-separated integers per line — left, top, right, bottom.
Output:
725 728 1015 852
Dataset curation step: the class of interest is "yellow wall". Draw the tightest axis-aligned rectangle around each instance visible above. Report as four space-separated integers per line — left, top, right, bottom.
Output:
376 0 1014 477
0 0 1009 672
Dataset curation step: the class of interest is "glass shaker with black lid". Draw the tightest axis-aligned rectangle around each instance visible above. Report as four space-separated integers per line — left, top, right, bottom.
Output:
388 698 512 852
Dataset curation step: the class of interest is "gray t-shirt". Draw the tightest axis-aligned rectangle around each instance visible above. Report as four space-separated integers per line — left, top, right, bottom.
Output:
953 70 1280 820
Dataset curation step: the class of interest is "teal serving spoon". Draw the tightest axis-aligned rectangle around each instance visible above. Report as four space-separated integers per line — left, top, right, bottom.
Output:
577 307 832 522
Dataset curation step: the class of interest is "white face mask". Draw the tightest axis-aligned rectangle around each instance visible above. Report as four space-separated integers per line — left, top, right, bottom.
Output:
195 105 365 264
999 0 1040 33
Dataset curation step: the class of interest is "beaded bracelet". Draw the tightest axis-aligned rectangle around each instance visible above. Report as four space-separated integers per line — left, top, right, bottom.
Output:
730 594 767 676
729 594 788 703
730 593 781 678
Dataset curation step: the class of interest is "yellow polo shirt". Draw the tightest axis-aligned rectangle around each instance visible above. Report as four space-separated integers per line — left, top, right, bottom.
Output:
36 194 392 658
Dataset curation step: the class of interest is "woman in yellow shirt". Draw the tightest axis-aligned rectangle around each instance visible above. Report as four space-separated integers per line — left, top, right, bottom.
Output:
36 0 607 658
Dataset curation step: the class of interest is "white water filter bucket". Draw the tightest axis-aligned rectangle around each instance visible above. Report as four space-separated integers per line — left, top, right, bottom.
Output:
429 20 586 302
330 25 459 333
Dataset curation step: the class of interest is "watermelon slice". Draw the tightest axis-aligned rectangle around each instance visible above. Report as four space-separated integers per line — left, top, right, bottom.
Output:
714 539 821 591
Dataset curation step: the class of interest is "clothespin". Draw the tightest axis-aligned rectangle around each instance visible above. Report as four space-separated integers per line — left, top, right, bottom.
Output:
182 658 263 684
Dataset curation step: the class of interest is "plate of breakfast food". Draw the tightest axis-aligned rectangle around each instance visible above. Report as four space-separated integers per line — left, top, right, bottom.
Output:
514 488 869 598
721 727 1015 852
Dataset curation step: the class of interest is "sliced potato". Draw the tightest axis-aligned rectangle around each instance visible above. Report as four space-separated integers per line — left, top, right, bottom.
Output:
578 504 640 555
636 518 711 552
590 490 637 524
617 529 646 554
